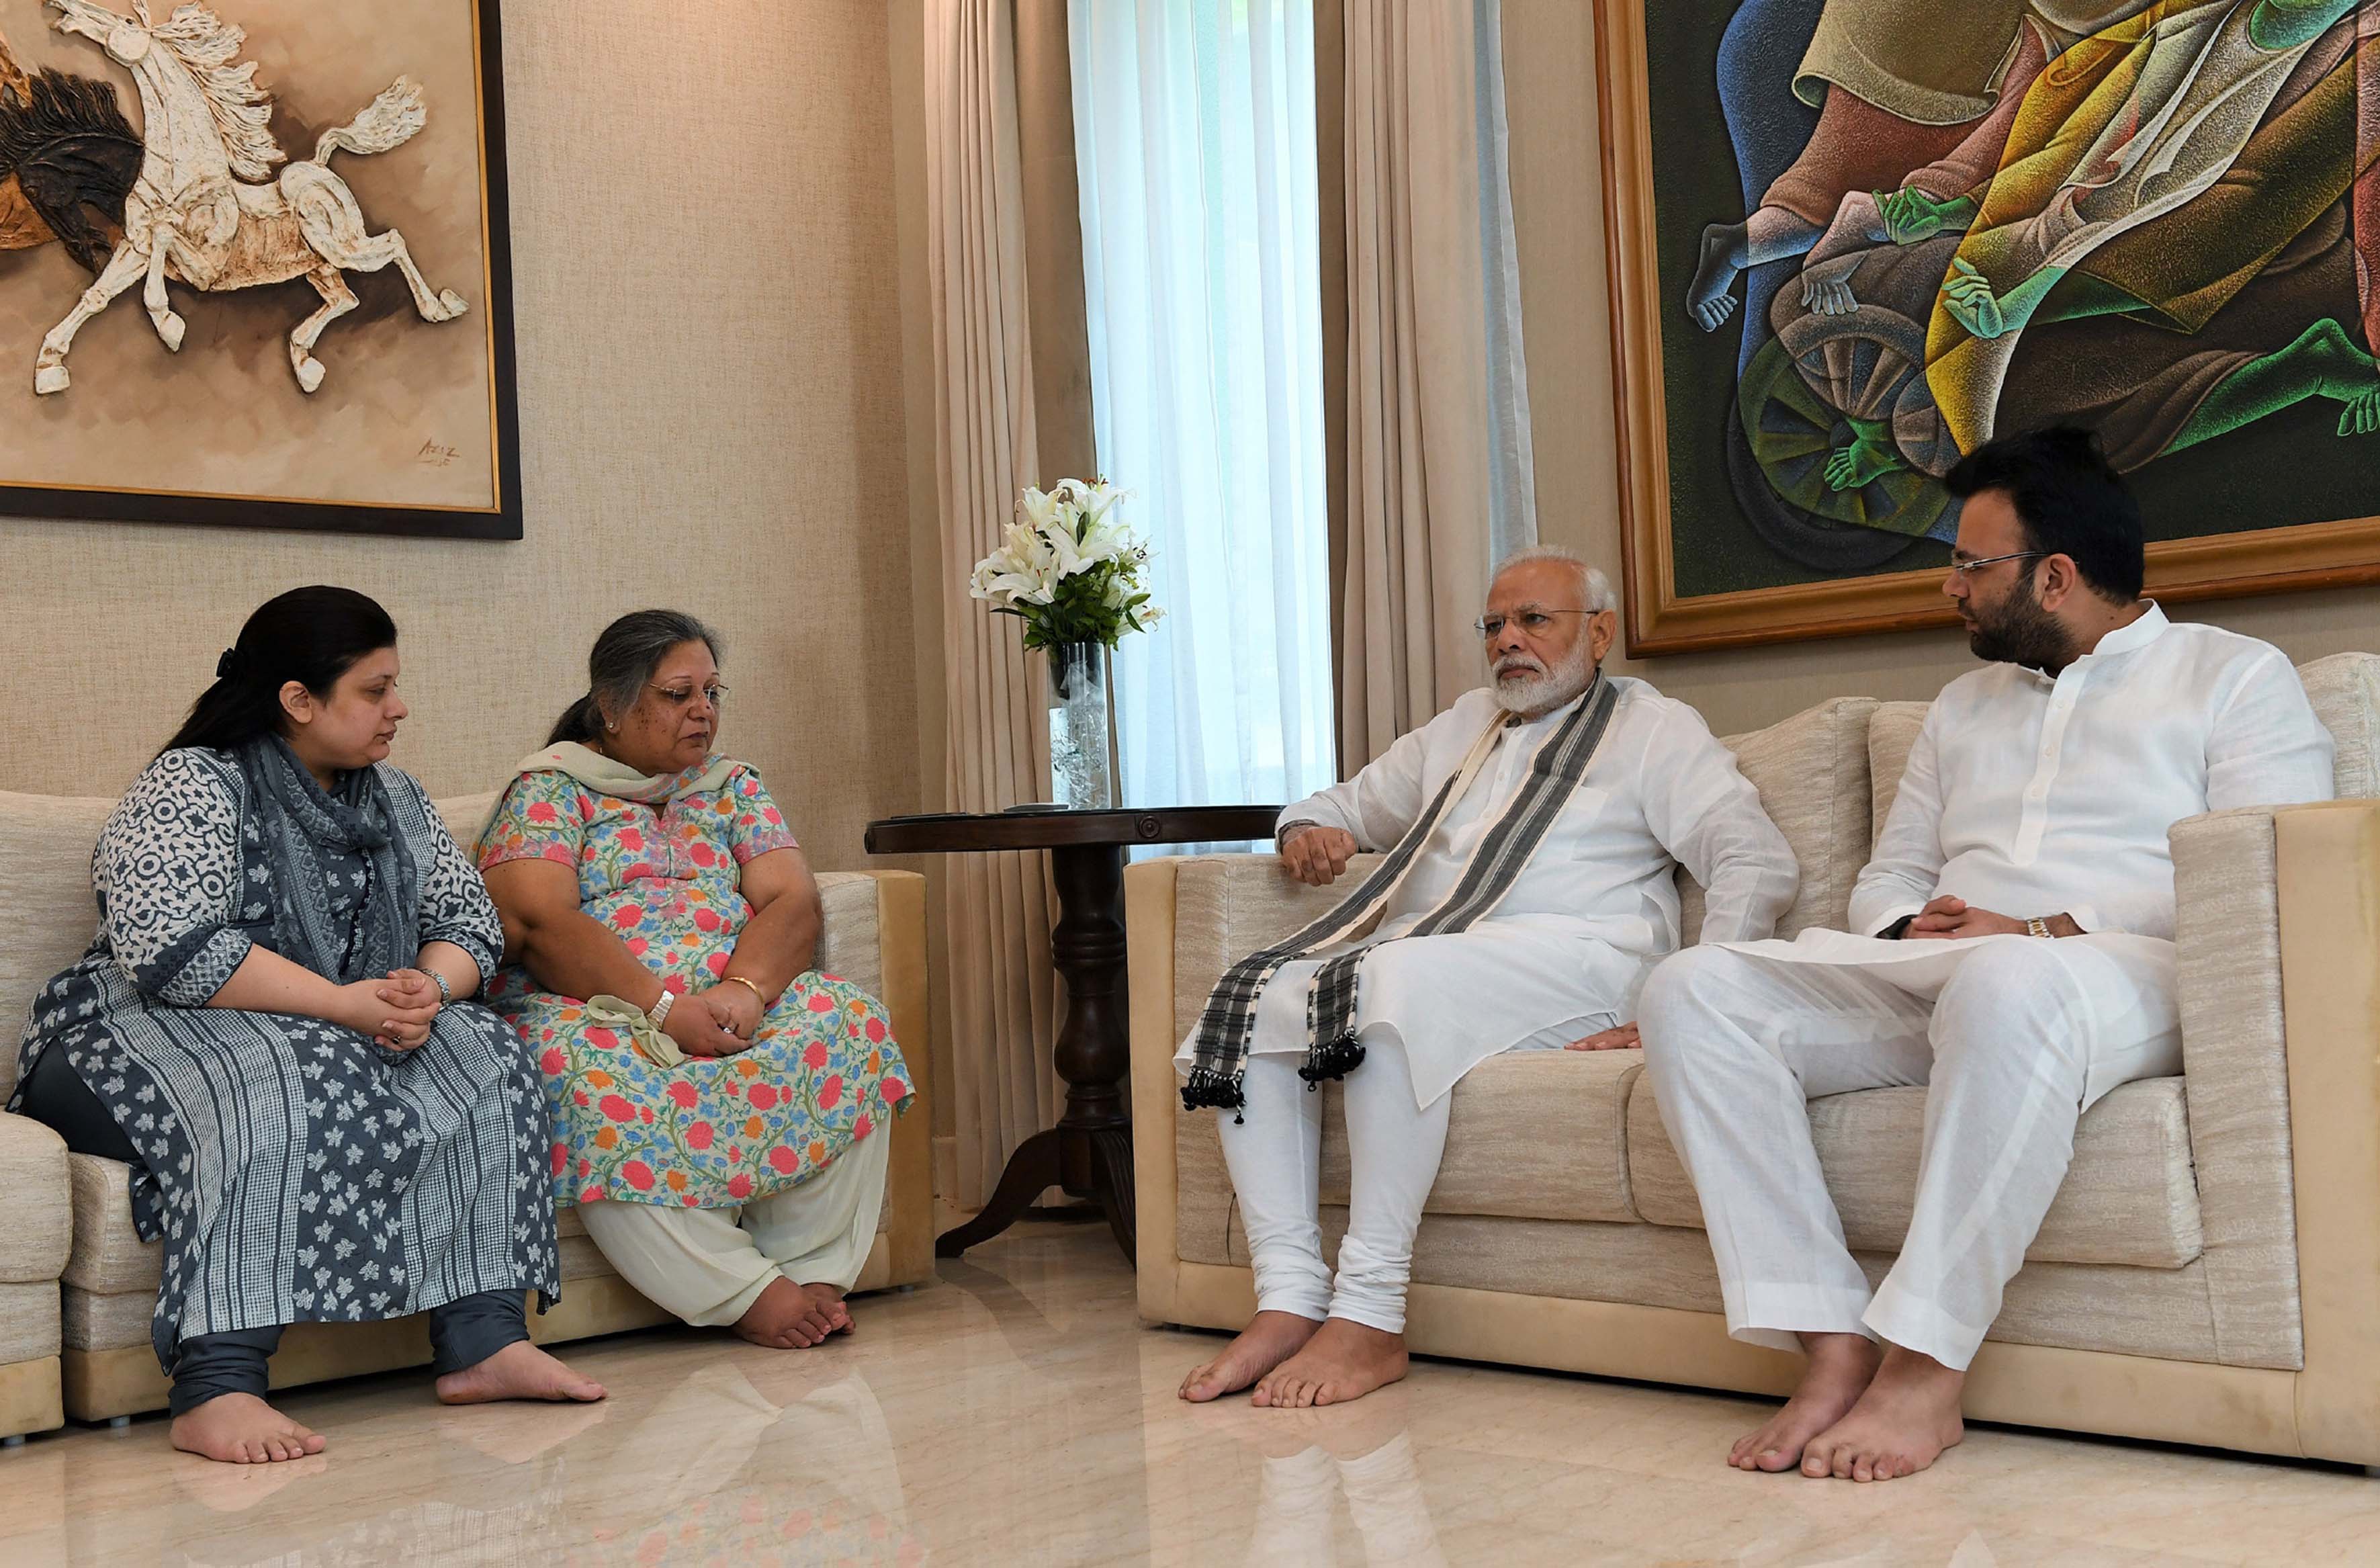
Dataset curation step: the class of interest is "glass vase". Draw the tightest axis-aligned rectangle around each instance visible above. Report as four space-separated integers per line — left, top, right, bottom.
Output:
1045 641 1118 810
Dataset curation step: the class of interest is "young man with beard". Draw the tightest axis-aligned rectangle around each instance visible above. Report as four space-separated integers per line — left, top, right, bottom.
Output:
1637 427 2336 1483
1176 547 1799 1409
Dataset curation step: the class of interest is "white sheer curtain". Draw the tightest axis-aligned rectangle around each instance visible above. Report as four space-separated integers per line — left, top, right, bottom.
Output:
1069 0 1337 820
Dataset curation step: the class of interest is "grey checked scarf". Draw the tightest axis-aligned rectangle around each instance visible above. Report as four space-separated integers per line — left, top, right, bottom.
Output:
1182 676 1620 1116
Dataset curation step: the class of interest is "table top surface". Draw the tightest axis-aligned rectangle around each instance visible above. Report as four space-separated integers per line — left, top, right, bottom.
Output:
864 804 1282 855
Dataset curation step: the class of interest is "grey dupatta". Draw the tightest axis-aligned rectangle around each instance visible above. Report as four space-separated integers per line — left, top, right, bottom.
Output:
1182 677 1622 1115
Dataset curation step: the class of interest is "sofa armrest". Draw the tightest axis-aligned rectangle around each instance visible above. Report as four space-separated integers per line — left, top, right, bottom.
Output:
813 869 934 1289
2264 800 2380 1461
2170 807 2302 1369
0 1111 69 1287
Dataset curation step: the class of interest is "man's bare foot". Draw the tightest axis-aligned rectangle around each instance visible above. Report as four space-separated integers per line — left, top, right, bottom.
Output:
1802 1346 1965 1481
734 1276 838 1349
1253 1318 1407 1409
433 1340 607 1405
169 1393 328 1465
1730 1332 1880 1473
1178 1310 1323 1403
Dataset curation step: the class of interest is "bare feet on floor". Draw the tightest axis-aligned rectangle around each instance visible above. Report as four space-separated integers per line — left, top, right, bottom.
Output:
169 1393 328 1465
1253 1318 1407 1409
1178 1310 1323 1403
1801 1346 1965 1481
1730 1332 1881 1474
734 1276 842 1349
433 1339 608 1405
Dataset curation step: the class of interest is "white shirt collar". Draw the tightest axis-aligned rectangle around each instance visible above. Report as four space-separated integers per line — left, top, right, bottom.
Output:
2085 601 2167 660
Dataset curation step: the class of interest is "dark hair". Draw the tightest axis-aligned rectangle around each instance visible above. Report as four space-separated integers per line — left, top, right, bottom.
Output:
546 609 724 745
163 586 398 756
1944 426 2144 603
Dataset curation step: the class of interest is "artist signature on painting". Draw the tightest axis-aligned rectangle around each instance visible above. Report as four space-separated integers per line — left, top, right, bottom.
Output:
417 439 460 468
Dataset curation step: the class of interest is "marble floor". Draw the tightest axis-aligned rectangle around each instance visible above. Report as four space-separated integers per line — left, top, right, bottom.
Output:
8 1221 2380 1566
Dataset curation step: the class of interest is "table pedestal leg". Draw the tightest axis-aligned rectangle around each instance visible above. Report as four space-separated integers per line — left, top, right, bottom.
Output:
936 842 1137 1262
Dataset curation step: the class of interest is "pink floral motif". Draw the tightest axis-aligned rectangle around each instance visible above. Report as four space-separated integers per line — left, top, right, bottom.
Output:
480 758 911 1211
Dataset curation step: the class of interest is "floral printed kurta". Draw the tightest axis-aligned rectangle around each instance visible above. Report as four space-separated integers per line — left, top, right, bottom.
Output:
479 758 910 1210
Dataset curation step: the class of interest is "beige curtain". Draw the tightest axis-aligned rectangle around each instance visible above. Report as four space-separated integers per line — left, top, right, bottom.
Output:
1338 0 1528 767
924 0 1062 1209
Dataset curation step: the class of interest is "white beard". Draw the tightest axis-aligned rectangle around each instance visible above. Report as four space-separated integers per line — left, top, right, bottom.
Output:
1492 640 1595 716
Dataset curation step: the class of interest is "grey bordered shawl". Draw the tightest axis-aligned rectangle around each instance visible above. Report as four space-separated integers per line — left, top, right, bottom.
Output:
1182 676 1622 1115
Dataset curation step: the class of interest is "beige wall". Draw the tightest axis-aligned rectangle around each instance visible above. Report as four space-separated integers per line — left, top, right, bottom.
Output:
0 1 922 873
1499 1 2379 739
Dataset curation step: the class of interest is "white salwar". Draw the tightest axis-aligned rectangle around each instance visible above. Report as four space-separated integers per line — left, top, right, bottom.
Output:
1641 607 2335 1370
574 1125 889 1327
1180 677 1797 1332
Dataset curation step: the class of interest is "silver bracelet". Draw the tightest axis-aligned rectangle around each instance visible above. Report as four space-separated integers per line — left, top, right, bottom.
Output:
648 988 676 1028
429 969 452 1004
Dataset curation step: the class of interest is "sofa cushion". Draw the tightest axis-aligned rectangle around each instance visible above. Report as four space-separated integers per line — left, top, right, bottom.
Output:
0 791 113 1101
1682 697 1878 945
1865 701 1929 848
1626 1073 2204 1270
1319 1049 1640 1223
0 1114 69 1284
2296 652 2380 799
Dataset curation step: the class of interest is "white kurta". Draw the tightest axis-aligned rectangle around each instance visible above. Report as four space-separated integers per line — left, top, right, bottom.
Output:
1641 607 2336 1368
1176 677 1799 1108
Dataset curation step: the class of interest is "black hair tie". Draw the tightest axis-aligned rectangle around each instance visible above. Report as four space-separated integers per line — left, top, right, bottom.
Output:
215 647 241 680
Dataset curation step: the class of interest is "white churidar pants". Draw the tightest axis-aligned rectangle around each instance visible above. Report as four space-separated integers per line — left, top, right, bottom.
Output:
1219 1032 1450 1336
1637 933 2181 1370
575 1125 890 1326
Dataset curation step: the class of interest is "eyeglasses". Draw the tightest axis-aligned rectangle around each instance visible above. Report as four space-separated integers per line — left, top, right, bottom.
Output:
1949 552 2045 576
650 682 730 709
1473 609 1595 639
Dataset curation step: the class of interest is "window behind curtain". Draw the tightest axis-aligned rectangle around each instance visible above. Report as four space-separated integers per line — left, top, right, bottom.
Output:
1069 0 1336 830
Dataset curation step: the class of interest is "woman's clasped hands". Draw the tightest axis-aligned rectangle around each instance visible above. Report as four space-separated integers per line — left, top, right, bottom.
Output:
661 982 764 1058
344 968 443 1050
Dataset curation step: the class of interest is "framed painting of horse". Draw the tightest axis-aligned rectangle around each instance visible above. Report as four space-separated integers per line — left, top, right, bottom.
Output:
1596 0 2380 655
0 0 517 538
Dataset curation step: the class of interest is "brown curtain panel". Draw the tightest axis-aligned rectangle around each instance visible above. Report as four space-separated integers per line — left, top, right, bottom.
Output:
924 0 1061 1209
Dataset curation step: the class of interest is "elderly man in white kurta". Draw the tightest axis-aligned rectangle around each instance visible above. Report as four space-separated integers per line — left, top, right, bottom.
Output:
1638 429 2336 1484
1176 548 1798 1411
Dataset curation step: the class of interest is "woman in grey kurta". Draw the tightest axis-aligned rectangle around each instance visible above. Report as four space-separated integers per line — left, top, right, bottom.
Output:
11 586 602 1465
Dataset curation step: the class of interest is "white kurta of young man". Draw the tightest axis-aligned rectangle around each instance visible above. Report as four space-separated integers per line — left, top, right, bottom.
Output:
1641 606 2336 1368
1174 677 1800 1109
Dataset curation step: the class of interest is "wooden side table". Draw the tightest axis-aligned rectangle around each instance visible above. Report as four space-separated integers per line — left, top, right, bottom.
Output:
865 805 1280 1262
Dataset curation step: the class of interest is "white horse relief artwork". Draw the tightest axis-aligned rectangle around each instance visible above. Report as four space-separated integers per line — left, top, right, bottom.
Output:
0 0 514 537
37 0 467 396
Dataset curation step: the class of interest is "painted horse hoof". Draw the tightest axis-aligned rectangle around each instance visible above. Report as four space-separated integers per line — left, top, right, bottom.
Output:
34 364 68 396
293 354 325 394
435 290 468 320
155 312 185 353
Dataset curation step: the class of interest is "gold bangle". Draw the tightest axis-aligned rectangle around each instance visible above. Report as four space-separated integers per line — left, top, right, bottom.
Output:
723 974 766 1009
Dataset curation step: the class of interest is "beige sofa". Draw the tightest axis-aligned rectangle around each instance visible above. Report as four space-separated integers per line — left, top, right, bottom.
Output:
0 787 935 1428
1129 654 2380 1468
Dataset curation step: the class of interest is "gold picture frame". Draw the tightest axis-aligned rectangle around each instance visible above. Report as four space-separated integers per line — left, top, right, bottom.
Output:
1594 0 2380 656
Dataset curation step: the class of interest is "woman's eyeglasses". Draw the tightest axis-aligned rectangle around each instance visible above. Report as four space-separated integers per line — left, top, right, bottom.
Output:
650 683 730 710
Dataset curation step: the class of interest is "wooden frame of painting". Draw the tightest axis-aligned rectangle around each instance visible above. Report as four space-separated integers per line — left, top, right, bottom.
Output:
0 0 519 539
1595 0 2380 656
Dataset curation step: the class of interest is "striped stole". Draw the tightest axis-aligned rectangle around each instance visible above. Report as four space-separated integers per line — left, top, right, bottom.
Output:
1182 676 1622 1116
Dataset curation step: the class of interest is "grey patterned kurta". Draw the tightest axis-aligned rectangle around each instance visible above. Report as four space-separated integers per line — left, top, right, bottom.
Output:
10 748 560 1367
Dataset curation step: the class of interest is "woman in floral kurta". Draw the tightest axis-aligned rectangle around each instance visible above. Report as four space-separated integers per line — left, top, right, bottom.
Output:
480 611 910 1350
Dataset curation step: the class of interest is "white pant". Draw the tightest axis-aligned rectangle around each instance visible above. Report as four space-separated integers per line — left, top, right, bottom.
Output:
576 1125 890 1326
1219 1027 1450 1335
1637 934 2181 1370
